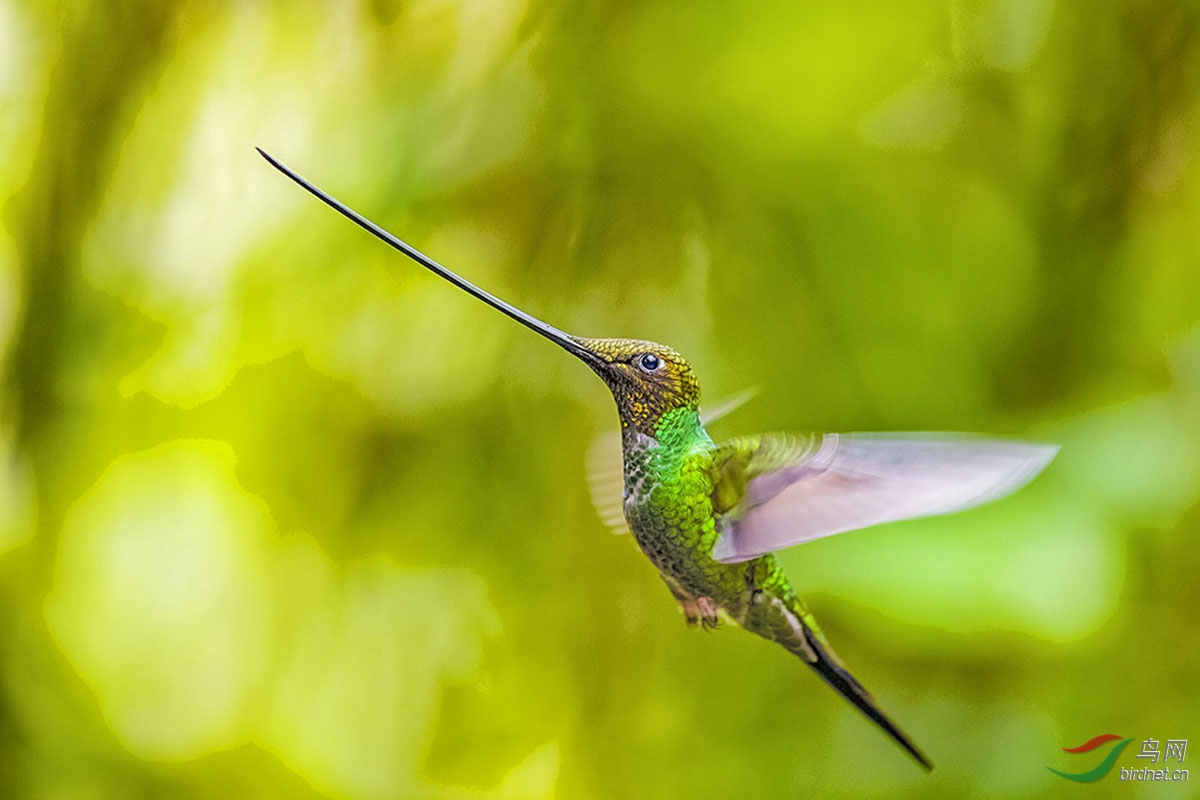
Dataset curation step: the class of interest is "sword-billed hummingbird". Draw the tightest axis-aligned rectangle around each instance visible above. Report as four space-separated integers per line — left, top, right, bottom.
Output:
258 148 1057 771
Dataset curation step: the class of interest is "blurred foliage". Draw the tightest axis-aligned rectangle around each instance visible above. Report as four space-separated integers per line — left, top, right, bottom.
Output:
1 0 1199 798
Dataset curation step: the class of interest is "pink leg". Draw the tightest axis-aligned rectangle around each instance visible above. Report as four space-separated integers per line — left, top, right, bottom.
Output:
663 577 721 629
679 598 702 626
697 596 721 629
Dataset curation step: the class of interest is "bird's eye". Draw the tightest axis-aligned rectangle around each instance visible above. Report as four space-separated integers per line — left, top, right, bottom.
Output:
637 353 662 373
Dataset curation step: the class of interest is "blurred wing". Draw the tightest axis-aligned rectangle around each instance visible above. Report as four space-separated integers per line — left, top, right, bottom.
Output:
585 429 629 534
698 387 758 426
710 433 1059 563
586 390 758 535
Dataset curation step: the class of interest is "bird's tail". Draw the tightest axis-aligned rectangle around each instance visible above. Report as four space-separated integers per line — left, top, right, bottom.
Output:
767 596 933 771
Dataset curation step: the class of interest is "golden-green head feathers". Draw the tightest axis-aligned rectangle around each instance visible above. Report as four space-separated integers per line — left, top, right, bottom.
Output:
570 337 701 436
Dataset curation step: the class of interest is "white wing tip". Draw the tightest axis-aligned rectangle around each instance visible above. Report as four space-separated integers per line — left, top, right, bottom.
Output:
988 441 1061 498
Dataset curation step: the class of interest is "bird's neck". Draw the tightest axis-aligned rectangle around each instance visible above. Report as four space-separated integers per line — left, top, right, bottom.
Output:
621 406 711 468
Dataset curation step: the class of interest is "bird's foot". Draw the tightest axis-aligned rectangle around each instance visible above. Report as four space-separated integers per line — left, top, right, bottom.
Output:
676 592 720 628
679 595 721 629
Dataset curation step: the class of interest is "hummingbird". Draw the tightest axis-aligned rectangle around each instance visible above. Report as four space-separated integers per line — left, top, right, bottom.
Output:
258 148 1057 771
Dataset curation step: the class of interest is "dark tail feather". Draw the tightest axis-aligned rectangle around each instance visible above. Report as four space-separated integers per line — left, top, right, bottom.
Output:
797 626 933 771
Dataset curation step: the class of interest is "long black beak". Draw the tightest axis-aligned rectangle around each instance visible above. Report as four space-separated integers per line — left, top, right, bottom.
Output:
257 148 605 369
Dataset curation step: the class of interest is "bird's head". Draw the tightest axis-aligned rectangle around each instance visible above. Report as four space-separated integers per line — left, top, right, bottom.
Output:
569 337 701 437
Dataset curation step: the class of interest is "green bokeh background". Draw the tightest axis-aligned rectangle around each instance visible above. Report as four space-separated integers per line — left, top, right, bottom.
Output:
1 1 1198 798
